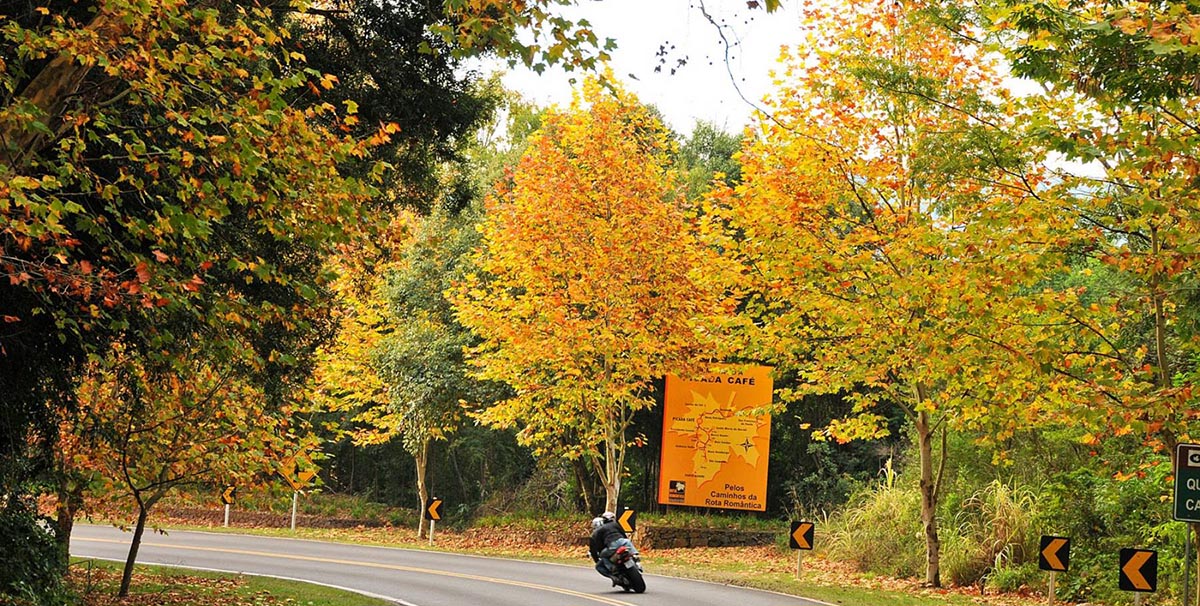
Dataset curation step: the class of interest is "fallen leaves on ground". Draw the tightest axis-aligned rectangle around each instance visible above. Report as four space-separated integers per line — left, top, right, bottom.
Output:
71 565 295 606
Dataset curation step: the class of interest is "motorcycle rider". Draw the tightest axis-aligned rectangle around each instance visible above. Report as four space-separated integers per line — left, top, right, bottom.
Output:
589 511 633 584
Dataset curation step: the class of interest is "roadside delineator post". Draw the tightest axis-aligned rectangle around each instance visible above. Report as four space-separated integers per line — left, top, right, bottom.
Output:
789 521 814 580
277 451 317 532
220 486 236 528
425 497 443 546
1119 547 1158 606
1038 536 1070 605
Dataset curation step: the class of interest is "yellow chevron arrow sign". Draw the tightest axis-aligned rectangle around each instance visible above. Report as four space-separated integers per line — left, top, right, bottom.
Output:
789 521 814 550
618 508 637 533
425 497 443 521
1119 549 1157 593
1038 536 1069 572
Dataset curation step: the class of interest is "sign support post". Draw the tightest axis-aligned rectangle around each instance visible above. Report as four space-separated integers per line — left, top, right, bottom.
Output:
1186 529 1191 606
424 497 443 546
219 485 236 527
788 520 814 580
1038 534 1070 605
1174 444 1200 606
278 450 317 532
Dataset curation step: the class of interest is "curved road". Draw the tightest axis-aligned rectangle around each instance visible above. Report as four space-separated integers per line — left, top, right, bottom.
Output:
71 524 826 606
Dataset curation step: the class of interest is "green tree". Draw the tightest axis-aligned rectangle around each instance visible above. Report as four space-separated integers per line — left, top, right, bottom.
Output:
678 121 742 202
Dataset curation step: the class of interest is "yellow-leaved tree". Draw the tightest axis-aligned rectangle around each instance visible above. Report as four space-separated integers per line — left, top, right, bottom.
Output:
706 0 1080 586
451 75 736 513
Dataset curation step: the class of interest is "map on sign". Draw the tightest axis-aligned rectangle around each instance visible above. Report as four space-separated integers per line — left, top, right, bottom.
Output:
669 390 765 483
657 366 772 511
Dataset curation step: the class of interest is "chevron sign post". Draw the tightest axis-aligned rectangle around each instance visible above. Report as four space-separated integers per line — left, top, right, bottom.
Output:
789 521 815 579
617 507 637 533
1118 548 1157 606
425 497 444 546
1038 535 1070 605
220 486 236 527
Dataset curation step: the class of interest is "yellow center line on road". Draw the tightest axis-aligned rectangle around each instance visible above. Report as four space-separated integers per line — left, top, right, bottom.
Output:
77 537 635 606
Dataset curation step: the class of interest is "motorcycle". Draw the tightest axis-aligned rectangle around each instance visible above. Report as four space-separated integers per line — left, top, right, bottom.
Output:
606 540 646 593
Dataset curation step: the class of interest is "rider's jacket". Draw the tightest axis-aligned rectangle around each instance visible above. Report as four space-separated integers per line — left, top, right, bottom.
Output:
588 521 627 560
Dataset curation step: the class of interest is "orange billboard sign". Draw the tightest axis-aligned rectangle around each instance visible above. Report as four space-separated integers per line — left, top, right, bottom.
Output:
658 366 772 511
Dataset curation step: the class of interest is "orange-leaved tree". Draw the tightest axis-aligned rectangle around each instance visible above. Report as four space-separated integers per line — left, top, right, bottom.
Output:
58 338 302 597
451 75 736 513
705 0 1079 586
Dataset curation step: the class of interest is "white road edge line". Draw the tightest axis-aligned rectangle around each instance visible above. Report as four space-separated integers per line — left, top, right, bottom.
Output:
73 556 421 606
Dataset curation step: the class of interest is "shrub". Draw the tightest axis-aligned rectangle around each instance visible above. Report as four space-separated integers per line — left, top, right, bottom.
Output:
0 504 68 606
987 560 1041 593
943 481 1038 586
940 525 989 586
825 480 924 578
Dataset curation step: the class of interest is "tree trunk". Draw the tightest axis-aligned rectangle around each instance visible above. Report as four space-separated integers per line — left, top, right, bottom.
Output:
601 426 621 514
603 479 619 514
572 458 594 513
1 14 116 168
53 480 82 567
118 500 150 597
415 437 429 538
916 409 941 588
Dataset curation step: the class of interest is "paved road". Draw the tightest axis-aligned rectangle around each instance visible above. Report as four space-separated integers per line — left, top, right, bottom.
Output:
72 524 827 606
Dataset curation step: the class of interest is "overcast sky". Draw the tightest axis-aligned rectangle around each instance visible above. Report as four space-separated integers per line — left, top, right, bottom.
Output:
491 0 801 136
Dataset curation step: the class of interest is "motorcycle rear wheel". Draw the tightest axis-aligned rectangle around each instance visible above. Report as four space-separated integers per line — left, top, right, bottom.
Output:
622 566 646 593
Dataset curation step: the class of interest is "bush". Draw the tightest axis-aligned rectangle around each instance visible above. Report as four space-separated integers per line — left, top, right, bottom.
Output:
940 481 1038 586
940 526 989 587
0 504 68 606
987 560 1041 593
826 459 1042 588
826 480 925 578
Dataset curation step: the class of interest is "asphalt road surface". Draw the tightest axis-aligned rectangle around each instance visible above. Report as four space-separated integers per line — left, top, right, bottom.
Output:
71 524 827 606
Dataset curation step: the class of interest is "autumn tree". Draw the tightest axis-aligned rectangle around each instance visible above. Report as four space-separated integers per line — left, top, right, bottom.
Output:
312 90 542 534
60 338 301 596
451 75 735 513
707 0 1078 586
974 0 1200 590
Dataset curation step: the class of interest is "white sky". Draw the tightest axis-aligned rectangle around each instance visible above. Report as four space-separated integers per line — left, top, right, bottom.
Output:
492 0 802 136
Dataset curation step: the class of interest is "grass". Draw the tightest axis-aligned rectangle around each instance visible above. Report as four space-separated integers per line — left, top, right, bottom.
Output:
642 545 1044 606
68 558 393 606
